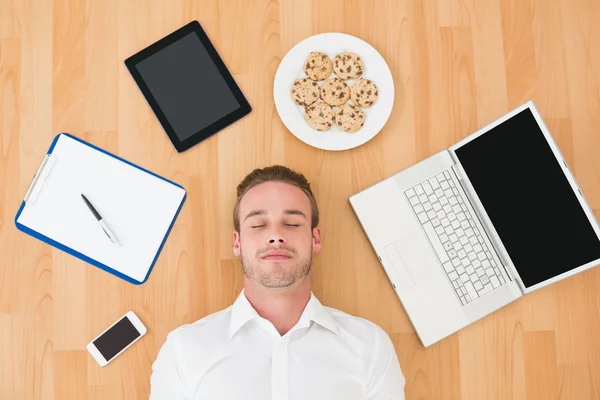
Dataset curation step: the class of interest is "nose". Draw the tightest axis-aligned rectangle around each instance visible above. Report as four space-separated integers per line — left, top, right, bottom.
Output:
267 232 286 245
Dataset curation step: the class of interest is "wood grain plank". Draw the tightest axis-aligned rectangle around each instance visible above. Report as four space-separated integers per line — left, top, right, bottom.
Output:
311 0 345 34
585 263 600 400
0 315 24 398
379 0 417 178
12 0 55 398
459 301 527 400
396 333 436 400
0 0 21 38
438 26 478 144
53 252 87 351
530 0 570 118
310 153 358 315
520 284 557 332
52 0 85 134
85 0 117 131
546 119 575 169
554 274 595 400
19 243 54 399
437 0 470 27
87 385 125 400
499 0 537 109
54 351 87 399
466 0 509 125
279 0 312 53
394 331 462 400
18 0 53 167
410 0 438 162
559 0 600 209
0 38 21 315
499 302 528 400
523 331 559 400
428 334 462 400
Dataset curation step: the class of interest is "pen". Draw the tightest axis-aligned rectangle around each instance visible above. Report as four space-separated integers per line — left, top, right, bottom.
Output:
81 194 120 246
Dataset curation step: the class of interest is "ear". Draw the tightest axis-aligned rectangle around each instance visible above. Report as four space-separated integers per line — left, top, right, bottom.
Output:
233 230 241 257
312 226 322 254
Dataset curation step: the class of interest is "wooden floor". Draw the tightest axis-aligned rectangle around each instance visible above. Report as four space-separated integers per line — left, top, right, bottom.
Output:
1 0 600 398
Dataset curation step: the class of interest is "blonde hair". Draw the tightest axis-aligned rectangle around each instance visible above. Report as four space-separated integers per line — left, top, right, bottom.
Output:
233 165 319 232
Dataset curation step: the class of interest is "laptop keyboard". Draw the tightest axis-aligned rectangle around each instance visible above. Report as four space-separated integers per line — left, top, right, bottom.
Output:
404 170 506 306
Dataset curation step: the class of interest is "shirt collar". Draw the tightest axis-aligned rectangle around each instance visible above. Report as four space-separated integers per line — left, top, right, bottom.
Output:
228 289 339 339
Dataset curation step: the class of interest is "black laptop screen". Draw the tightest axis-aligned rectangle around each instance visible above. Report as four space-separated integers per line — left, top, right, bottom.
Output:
454 108 600 288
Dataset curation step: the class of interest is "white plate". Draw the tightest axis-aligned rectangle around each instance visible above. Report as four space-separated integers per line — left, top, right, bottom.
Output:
274 33 395 151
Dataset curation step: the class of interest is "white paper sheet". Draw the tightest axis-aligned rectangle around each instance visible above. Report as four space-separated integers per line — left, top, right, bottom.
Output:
16 134 186 283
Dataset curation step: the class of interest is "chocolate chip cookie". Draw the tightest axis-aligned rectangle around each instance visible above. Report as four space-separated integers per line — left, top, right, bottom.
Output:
335 104 364 133
350 78 378 107
320 78 350 107
291 78 320 106
333 52 363 80
304 52 333 81
305 101 335 131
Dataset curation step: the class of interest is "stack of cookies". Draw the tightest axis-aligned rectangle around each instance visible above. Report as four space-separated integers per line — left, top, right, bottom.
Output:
291 51 379 133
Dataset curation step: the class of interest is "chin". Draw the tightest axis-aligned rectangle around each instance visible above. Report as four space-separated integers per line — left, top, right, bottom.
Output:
260 261 292 272
260 257 294 264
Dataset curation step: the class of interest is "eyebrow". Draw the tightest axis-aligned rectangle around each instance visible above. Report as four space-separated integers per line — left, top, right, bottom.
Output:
243 209 307 221
283 209 307 219
244 209 266 221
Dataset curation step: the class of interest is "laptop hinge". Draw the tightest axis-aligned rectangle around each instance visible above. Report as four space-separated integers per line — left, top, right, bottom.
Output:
450 163 463 181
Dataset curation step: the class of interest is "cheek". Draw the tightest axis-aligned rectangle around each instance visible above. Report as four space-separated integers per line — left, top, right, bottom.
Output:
291 231 314 250
239 234 261 254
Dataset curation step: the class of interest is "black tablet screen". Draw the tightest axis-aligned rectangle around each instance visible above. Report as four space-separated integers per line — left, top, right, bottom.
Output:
135 32 240 142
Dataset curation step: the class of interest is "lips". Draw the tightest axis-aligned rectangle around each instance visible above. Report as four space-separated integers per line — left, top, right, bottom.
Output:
261 250 293 260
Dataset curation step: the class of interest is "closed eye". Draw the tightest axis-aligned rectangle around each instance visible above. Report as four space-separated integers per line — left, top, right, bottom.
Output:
250 224 300 228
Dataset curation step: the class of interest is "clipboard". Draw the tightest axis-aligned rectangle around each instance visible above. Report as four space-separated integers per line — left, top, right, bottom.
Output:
14 133 187 285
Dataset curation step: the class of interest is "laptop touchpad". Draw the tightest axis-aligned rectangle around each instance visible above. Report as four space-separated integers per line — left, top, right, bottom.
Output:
385 243 415 289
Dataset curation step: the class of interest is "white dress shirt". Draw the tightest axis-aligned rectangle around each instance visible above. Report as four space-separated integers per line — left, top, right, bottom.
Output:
150 290 405 399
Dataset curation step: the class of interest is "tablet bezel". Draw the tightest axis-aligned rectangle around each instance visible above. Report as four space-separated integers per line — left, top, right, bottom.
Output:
125 20 251 153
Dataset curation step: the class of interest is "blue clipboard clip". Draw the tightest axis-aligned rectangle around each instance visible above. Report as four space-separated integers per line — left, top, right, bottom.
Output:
24 154 56 204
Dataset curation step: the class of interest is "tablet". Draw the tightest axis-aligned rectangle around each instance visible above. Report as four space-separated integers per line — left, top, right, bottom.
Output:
125 20 252 153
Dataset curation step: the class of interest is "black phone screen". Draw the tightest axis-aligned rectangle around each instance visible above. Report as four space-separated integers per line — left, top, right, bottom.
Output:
93 316 141 361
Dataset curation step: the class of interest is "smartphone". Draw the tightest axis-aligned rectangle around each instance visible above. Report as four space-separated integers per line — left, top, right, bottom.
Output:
87 311 147 366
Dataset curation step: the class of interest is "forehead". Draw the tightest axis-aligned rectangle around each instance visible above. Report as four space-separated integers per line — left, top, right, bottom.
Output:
239 181 311 215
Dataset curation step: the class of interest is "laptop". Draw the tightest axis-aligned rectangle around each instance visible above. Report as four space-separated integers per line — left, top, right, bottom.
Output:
349 101 600 347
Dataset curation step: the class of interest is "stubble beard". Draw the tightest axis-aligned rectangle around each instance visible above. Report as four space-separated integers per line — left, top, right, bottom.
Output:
240 243 313 289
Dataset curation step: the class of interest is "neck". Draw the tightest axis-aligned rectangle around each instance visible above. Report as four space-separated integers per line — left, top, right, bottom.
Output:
243 274 312 336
